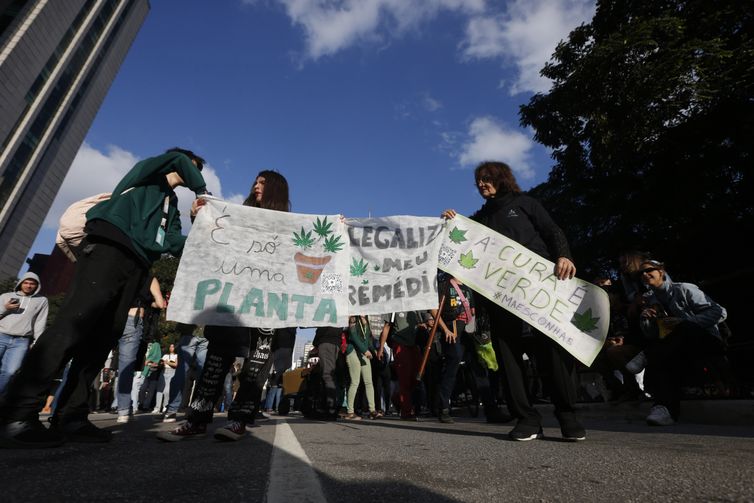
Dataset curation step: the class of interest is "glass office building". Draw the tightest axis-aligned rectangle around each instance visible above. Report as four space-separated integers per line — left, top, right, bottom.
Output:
0 0 149 278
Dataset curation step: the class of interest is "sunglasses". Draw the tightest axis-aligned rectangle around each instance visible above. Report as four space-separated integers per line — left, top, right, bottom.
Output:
639 267 659 275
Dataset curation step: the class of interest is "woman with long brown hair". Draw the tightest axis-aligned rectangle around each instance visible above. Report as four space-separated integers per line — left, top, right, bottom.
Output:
158 170 294 442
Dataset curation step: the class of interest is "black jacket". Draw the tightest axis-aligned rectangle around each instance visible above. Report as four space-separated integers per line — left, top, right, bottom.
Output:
470 192 571 261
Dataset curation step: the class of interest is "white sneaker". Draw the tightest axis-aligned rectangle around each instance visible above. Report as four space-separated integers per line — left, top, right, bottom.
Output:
626 351 648 374
116 415 130 424
646 405 675 426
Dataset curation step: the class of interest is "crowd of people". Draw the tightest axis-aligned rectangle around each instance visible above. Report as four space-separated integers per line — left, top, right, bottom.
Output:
0 150 730 449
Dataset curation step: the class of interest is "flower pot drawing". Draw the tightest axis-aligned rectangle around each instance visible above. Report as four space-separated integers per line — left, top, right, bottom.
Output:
294 252 332 284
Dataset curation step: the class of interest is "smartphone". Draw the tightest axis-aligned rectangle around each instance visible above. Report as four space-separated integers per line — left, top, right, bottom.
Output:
9 297 19 305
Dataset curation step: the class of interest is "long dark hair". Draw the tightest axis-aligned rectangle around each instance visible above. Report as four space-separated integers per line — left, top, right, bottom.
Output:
474 161 521 194
243 170 291 212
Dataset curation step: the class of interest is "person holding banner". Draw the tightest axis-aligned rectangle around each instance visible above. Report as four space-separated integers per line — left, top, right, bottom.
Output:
442 161 584 442
158 170 295 442
344 315 377 420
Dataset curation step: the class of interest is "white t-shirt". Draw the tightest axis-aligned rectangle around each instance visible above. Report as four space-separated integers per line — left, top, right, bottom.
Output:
161 353 178 376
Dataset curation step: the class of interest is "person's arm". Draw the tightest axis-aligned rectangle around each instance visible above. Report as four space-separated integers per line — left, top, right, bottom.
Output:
111 152 207 196
524 197 575 280
376 322 391 360
150 277 166 309
680 284 726 328
429 310 455 342
32 298 49 345
348 319 371 355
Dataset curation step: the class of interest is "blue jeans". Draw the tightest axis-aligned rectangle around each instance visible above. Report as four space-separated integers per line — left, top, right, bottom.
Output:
264 386 282 411
115 316 143 416
165 335 208 414
0 333 31 394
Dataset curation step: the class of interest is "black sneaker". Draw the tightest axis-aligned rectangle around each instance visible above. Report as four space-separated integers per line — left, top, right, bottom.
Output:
438 409 454 424
57 419 112 443
162 412 177 423
556 412 586 441
156 421 207 442
214 420 247 441
508 421 543 441
0 420 66 448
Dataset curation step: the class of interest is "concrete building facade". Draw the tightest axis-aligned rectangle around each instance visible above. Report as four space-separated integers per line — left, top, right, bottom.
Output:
0 0 149 278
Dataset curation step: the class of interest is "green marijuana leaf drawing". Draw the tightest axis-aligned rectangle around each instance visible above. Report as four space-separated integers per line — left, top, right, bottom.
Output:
293 227 315 249
323 234 344 253
350 258 368 276
448 226 468 244
373 264 380 271
571 309 600 332
458 250 479 269
313 216 333 238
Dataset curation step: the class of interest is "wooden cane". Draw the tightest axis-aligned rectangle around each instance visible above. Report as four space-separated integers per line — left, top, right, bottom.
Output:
416 294 446 381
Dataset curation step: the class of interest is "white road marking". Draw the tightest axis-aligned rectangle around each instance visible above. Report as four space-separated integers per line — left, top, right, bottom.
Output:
266 420 327 503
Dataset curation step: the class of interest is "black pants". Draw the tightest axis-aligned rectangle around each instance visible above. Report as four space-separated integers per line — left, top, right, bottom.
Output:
644 321 725 419
0 240 146 422
370 355 391 412
318 342 340 410
187 327 273 424
490 306 577 426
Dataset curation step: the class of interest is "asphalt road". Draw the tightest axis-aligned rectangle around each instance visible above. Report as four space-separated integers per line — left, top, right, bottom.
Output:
1 404 753 502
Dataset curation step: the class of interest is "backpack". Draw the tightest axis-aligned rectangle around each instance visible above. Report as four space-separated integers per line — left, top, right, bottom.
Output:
56 192 111 262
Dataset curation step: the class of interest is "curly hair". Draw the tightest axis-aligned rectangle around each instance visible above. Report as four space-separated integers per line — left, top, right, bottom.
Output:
474 161 521 194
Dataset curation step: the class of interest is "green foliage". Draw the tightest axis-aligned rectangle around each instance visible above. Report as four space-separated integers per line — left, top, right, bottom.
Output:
350 258 368 276
323 234 344 253
571 308 600 333
0 276 17 294
520 0 753 282
44 293 67 329
458 250 479 269
292 227 315 249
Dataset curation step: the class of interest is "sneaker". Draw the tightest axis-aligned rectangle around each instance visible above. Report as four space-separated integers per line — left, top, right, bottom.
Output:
162 412 177 423
646 405 675 426
156 421 207 442
508 421 543 442
214 420 247 441
56 419 112 443
626 351 648 375
116 415 130 424
0 420 66 448
556 412 586 441
438 409 454 424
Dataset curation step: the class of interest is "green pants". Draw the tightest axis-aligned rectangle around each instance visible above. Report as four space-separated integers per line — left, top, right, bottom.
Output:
346 350 375 414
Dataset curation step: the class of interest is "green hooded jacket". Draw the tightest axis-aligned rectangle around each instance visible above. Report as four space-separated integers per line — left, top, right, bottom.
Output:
86 152 207 264
141 342 163 379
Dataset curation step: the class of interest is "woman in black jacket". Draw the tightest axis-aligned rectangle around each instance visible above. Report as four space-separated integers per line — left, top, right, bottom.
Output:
443 161 584 441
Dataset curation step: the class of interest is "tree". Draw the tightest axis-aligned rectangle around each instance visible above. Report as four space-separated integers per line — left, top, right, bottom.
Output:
520 0 753 284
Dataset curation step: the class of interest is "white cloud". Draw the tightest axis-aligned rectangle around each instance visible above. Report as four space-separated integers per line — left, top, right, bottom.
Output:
457 116 535 179
422 93 443 112
460 0 595 94
44 143 245 233
276 0 485 60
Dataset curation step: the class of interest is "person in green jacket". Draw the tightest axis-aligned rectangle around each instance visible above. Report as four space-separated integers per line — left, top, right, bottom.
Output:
344 315 377 420
0 148 208 448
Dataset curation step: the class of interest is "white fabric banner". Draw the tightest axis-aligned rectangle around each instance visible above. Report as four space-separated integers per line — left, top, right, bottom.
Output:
167 200 444 327
437 215 609 366
345 216 444 315
167 199 351 328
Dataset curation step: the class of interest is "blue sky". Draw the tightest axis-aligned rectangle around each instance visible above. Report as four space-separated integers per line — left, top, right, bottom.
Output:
28 0 596 351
